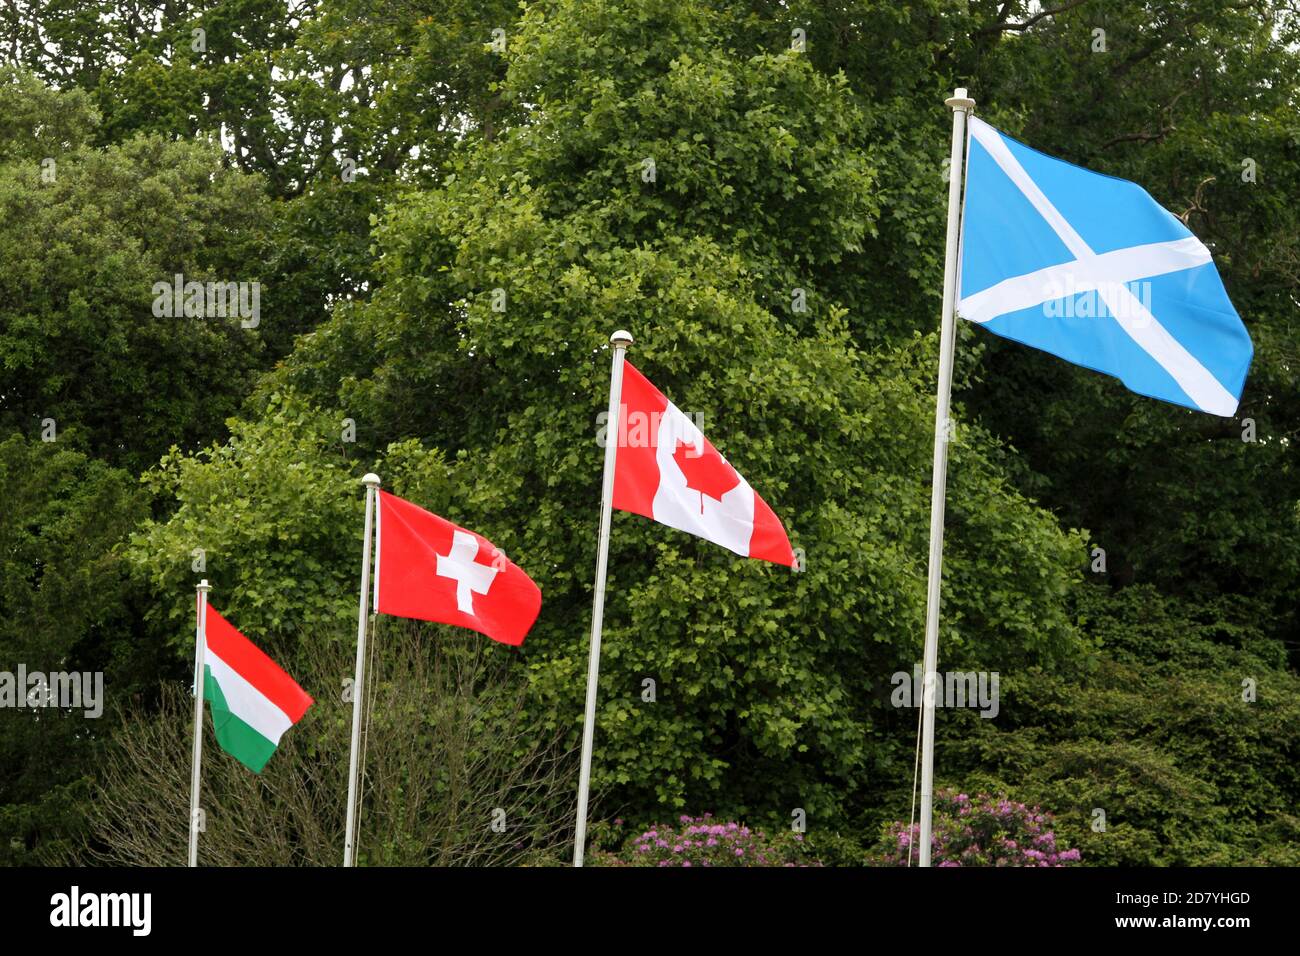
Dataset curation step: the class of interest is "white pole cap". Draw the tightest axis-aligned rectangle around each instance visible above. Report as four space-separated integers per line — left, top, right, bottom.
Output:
946 88 975 110
362 473 381 488
610 330 633 348
197 579 211 592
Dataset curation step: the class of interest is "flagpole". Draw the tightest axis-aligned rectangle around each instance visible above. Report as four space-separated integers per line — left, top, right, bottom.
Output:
188 578 211 867
573 329 633 867
343 472 381 868
918 87 974 868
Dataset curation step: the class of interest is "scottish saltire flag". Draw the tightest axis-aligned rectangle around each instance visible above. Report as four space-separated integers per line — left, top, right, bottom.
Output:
958 116 1252 416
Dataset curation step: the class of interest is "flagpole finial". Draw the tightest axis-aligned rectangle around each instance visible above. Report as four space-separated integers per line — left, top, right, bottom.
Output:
362 473 381 488
610 330 633 348
197 579 211 592
946 88 975 111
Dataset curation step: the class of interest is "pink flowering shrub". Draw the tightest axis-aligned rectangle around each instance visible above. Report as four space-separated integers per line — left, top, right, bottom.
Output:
587 814 823 867
872 790 1082 867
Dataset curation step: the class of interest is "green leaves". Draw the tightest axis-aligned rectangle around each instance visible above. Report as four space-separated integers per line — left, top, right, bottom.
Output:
0 435 147 863
5 0 1294 862
128 395 362 654
241 0 1089 825
0 117 273 473
947 585 1300 865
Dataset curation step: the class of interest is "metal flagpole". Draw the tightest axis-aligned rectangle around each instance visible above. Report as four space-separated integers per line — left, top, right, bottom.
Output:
343 472 381 867
573 329 633 867
188 578 211 867
918 87 974 868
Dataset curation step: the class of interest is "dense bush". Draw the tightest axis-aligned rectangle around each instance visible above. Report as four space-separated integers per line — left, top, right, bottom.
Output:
69 621 573 867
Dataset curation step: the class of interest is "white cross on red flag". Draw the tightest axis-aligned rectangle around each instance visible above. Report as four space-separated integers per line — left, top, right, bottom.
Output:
612 362 795 566
374 490 541 646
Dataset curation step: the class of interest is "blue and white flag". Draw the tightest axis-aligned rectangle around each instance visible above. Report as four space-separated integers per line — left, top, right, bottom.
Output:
958 116 1252 416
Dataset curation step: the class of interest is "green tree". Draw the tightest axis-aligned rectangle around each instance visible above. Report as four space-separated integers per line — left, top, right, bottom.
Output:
958 0 1300 645
7 0 1296 865
206 0 1088 826
0 435 151 865
0 71 273 473
127 394 379 653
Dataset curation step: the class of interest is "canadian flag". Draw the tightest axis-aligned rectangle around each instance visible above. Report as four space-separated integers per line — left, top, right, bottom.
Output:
611 362 795 566
374 491 541 646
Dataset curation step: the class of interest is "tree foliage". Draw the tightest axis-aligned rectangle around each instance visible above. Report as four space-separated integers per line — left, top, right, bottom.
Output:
243 0 1088 824
0 435 149 865
0 72 274 472
1 0 1297 865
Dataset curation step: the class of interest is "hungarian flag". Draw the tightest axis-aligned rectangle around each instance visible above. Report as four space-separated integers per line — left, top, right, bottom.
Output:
374 491 542 646
203 607 313 773
612 362 795 566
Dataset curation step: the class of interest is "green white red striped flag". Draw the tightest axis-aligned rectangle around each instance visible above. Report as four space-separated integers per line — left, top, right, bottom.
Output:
202 607 313 773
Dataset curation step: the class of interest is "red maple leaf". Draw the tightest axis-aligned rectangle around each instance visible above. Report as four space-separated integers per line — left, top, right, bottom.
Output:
672 440 740 513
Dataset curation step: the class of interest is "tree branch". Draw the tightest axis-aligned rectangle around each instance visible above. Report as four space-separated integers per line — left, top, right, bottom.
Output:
976 0 1093 36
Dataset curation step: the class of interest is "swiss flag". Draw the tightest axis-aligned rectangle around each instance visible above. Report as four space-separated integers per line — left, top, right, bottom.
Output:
612 362 795 566
374 491 541 646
